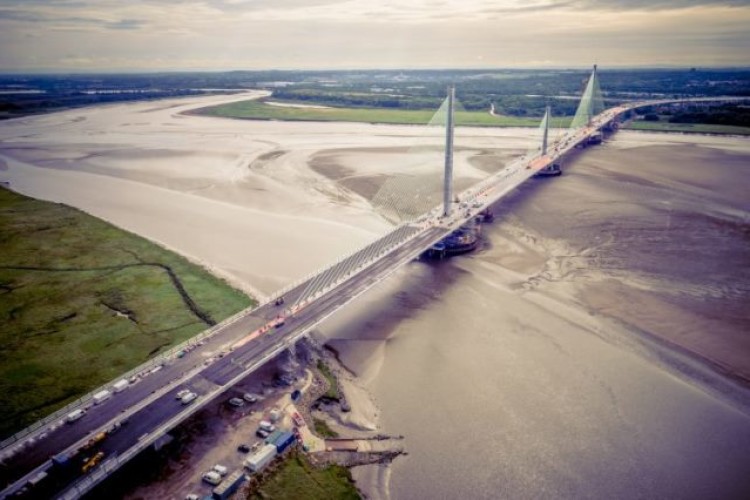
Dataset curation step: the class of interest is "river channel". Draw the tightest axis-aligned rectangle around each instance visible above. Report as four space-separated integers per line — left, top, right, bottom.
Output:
324 131 750 499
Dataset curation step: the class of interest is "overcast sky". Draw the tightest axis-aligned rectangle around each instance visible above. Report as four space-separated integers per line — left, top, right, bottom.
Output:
1 0 748 72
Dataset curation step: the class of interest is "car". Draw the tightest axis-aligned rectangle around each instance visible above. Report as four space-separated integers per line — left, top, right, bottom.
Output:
212 464 228 476
259 420 275 432
180 392 197 405
202 471 222 486
185 495 199 500
237 443 251 453
256 428 270 439
290 389 301 402
242 393 258 403
228 397 245 407
292 412 305 427
176 389 191 400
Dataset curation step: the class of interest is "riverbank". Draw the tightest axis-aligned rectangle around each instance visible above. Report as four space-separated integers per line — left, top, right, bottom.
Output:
624 120 750 136
106 338 396 500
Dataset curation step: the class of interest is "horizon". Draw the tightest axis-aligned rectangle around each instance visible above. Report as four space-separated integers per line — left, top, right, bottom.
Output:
2 64 750 77
1 1 749 73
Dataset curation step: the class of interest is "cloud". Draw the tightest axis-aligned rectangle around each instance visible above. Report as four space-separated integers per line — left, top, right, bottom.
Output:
0 0 748 71
576 0 750 9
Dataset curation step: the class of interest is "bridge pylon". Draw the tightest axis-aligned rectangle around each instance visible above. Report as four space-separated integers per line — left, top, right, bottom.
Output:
571 64 604 129
443 85 455 217
541 105 550 156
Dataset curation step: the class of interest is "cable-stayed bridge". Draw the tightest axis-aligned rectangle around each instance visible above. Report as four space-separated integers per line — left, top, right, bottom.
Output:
0 67 743 499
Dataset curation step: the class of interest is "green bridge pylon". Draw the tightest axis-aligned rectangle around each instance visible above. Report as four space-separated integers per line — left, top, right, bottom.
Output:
570 64 605 129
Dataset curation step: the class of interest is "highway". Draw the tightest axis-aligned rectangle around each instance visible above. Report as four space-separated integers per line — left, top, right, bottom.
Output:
0 95 742 499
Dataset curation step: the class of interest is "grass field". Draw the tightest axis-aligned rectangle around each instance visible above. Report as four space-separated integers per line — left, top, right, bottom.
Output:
0 188 254 438
624 119 750 136
313 417 339 438
192 98 573 128
317 360 339 400
249 452 360 500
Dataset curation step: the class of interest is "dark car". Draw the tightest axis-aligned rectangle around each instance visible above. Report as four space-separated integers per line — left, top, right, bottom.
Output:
237 444 251 453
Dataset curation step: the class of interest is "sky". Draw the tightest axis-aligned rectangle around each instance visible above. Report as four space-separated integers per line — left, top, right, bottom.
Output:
0 0 749 72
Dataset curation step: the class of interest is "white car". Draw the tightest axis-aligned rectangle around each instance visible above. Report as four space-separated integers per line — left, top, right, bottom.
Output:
228 397 245 407
180 392 197 405
212 464 228 476
202 471 221 485
176 389 191 400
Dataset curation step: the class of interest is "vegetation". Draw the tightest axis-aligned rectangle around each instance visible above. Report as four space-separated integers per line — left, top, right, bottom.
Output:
247 451 360 500
625 119 750 136
313 417 339 438
316 360 340 400
0 188 253 438
192 98 569 128
3 68 748 126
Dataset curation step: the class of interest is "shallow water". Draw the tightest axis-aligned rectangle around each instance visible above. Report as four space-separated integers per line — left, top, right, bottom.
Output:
325 132 750 499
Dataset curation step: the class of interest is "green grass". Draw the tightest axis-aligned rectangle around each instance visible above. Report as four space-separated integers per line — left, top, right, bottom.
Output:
192 99 573 128
312 417 339 438
624 119 750 136
0 188 254 438
316 360 339 400
249 452 360 500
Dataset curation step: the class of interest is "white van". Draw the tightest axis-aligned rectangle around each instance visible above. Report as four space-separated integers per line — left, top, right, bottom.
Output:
66 409 85 423
93 390 112 405
112 379 129 393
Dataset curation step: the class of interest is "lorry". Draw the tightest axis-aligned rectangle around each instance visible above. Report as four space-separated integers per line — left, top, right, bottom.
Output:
92 390 112 405
268 431 296 454
212 470 247 500
244 444 277 472
81 451 105 473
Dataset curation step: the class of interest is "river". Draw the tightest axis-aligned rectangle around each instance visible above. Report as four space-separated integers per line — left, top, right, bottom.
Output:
1 96 748 499
324 131 750 499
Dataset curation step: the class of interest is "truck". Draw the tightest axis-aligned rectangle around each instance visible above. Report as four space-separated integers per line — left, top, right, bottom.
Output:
81 451 105 473
52 452 71 468
93 389 112 405
81 432 107 451
244 444 276 472
212 470 247 500
268 431 296 454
